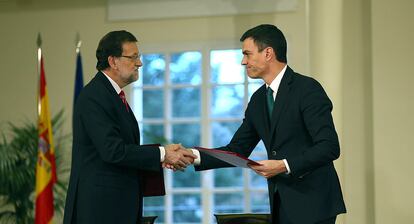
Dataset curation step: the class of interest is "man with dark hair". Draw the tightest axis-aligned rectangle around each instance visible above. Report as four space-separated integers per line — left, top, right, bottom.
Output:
193 24 346 223
63 30 196 224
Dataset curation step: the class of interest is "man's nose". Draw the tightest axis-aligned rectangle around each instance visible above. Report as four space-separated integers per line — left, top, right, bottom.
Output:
135 59 142 67
241 56 247 65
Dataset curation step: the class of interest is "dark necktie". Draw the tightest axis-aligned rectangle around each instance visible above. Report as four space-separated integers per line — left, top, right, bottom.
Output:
119 90 129 112
266 87 277 193
267 87 278 193
267 87 274 117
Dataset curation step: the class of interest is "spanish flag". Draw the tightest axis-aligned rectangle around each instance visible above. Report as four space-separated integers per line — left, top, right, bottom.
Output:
35 49 57 224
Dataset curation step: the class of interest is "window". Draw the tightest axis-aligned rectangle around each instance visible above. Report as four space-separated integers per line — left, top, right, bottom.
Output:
132 48 269 224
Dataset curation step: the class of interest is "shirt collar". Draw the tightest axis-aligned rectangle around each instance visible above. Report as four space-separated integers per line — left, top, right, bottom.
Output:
267 64 287 94
101 71 122 94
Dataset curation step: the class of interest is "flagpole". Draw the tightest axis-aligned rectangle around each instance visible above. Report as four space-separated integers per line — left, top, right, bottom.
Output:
75 32 81 54
37 33 42 69
37 33 42 116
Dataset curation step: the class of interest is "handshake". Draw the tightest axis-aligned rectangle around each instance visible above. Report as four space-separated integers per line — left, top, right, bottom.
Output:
162 144 198 171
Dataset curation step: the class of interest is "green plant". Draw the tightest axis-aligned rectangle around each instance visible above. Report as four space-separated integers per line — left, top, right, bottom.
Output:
0 110 70 224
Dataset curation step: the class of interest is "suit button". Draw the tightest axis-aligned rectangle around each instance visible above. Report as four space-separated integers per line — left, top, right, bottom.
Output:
272 150 277 156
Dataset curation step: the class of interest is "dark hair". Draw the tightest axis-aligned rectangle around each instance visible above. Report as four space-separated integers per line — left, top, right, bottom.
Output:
240 24 287 63
96 30 138 70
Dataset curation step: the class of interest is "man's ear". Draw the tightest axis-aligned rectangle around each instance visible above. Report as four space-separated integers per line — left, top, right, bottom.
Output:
108 56 117 69
265 47 275 61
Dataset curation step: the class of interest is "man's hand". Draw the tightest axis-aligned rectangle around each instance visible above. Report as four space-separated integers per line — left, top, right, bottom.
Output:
163 144 197 171
249 160 287 178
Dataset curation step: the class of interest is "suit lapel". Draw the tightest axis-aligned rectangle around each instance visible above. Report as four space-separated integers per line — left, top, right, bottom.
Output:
96 72 140 144
96 72 126 110
258 85 271 129
269 67 293 142
253 85 273 149
128 106 141 144
121 100 140 145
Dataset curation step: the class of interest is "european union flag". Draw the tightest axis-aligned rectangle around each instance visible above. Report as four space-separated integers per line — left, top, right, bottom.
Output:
74 52 84 104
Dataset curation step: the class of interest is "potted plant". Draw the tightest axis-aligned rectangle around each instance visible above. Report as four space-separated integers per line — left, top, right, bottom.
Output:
0 110 70 224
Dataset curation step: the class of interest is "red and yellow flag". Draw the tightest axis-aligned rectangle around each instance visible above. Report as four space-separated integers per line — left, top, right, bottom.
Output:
35 54 57 224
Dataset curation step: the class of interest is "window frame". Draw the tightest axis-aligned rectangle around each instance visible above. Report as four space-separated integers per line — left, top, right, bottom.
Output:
131 42 269 224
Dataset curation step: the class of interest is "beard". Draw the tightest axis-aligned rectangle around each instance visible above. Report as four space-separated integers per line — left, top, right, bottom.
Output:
125 70 139 84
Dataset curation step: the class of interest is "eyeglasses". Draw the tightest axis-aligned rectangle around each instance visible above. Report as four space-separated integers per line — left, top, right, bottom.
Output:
120 54 141 62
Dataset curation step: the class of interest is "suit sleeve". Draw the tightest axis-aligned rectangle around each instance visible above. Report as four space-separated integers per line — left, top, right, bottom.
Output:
195 101 261 171
287 79 340 176
78 93 160 172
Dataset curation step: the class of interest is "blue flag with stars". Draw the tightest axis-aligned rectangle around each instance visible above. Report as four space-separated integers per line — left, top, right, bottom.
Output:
74 52 84 104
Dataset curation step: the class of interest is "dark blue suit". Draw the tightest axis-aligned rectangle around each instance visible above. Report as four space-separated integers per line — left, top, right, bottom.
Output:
196 67 346 223
64 72 162 224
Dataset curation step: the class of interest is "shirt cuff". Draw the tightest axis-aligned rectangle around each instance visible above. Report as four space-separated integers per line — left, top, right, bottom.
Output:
191 149 201 165
159 146 165 162
283 159 291 174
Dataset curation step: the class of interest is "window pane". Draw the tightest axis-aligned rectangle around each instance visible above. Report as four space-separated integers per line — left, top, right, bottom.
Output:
211 85 244 118
172 123 200 147
250 169 267 188
143 89 164 118
211 121 241 147
211 121 243 187
214 168 243 187
143 196 165 222
214 193 244 214
141 124 165 144
132 88 143 120
210 49 244 84
248 76 263 83
173 169 200 188
250 141 267 159
172 124 200 189
170 51 202 84
251 192 270 213
142 54 165 86
173 194 202 222
172 88 200 118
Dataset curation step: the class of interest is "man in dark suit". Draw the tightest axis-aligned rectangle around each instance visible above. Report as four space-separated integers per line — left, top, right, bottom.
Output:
63 30 196 224
193 24 346 224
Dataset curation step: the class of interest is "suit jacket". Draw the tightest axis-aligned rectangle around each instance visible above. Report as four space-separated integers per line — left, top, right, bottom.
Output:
196 66 346 223
63 72 162 224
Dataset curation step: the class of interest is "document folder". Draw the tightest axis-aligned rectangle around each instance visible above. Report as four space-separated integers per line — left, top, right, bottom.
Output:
194 147 261 168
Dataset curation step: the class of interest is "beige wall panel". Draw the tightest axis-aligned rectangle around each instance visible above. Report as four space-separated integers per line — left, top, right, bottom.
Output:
308 0 345 223
372 0 414 223
342 0 375 223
